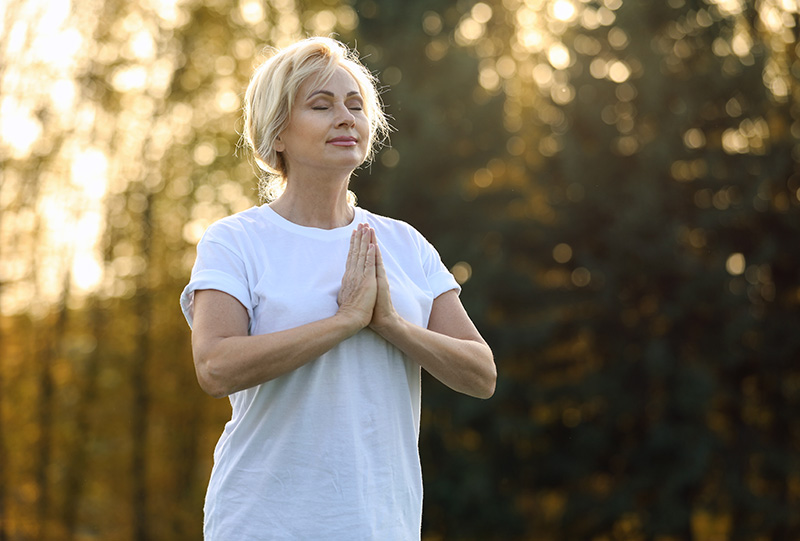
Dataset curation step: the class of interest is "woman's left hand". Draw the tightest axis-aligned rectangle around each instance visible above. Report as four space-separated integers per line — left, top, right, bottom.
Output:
368 228 400 334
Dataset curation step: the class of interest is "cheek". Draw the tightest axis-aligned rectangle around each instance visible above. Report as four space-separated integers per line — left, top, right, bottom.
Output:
358 117 370 139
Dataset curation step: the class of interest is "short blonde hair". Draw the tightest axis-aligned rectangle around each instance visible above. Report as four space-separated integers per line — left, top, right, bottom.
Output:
242 37 391 203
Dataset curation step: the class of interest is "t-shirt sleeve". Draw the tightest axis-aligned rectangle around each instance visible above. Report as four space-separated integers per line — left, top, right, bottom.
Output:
180 233 254 329
415 230 461 299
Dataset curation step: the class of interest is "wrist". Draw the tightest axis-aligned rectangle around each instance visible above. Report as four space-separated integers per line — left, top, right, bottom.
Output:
333 308 370 337
369 311 404 339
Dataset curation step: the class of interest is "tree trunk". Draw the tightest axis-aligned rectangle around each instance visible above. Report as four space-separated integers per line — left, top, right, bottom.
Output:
131 191 154 541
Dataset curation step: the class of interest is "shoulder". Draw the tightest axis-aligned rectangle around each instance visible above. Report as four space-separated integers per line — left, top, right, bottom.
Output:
201 206 264 245
360 208 424 241
360 207 441 261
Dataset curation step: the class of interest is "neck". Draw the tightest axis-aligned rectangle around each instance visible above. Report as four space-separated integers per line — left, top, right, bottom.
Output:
268 170 355 229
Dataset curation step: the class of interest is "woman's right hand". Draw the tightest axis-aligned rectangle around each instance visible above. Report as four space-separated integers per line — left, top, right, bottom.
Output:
336 223 377 330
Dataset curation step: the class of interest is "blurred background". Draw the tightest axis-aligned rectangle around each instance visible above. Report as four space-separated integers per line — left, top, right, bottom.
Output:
1 0 799 539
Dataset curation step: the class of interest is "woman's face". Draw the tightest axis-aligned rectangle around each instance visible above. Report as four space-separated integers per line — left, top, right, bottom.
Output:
276 66 370 178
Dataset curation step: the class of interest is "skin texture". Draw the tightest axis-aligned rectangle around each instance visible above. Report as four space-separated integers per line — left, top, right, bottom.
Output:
191 67 496 399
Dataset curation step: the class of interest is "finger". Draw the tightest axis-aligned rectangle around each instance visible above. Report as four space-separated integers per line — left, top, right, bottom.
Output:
375 244 390 288
349 224 366 272
357 224 371 271
366 243 376 271
345 228 357 273
369 228 384 271
374 238 384 268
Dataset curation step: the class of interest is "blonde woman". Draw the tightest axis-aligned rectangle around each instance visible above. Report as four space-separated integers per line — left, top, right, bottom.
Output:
180 37 496 540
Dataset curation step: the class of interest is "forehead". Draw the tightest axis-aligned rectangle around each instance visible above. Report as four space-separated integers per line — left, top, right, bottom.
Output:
301 66 361 98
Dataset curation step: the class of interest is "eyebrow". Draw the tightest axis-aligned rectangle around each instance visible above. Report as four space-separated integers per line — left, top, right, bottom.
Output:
307 90 362 99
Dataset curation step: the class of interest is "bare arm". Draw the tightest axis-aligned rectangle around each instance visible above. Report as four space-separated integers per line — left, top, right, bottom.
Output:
190 225 377 398
369 231 497 399
191 291 364 398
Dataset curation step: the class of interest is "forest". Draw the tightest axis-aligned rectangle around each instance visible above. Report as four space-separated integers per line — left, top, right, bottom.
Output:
1 0 799 539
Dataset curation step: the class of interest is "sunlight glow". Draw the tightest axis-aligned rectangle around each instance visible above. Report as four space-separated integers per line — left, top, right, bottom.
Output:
456 17 486 44
451 261 473 284
471 2 493 23
520 28 544 51
553 243 573 263
240 0 265 25
0 98 42 159
607 60 631 83
547 43 571 69
71 148 109 197
726 253 746 275
711 0 745 16
552 0 576 22
72 219 105 292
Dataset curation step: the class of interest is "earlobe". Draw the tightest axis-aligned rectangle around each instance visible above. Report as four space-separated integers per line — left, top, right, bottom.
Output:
274 135 284 152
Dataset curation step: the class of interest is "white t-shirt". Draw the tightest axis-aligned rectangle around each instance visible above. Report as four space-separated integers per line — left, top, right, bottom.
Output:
180 204 459 541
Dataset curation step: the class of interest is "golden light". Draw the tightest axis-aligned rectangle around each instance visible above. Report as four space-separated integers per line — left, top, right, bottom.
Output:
607 27 629 49
451 261 473 285
325 7 352 31
422 11 443 36
589 58 608 79
726 253 746 275
496 56 517 79
711 0 745 16
532 62 554 87
71 148 109 198
516 6 538 29
71 227 105 292
551 0 577 22
683 128 707 149
216 89 240 113
722 128 749 154
473 168 494 188
479 67 501 90
128 28 156 59
471 2 493 23
520 28 544 51
607 60 631 83
571 267 591 287
380 148 400 168
0 98 43 159
111 65 149 93
308 10 337 35
553 243 573 263
240 0 265 25
193 142 217 166
547 42 571 70
731 30 753 57
456 17 486 44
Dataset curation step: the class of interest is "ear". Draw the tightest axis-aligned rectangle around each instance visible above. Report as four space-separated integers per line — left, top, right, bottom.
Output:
274 135 285 153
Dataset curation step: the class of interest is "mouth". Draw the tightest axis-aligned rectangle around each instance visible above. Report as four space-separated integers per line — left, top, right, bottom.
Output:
327 136 358 147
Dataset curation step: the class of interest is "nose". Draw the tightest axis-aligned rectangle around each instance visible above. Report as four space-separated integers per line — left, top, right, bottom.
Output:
335 103 356 128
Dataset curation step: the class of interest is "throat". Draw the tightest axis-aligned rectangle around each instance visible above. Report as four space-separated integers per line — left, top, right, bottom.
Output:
269 198 354 230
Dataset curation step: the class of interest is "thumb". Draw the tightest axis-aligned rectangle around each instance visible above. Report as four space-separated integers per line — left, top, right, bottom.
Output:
374 241 387 279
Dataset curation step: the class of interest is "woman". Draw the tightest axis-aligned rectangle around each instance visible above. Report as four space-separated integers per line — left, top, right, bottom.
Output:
180 37 496 540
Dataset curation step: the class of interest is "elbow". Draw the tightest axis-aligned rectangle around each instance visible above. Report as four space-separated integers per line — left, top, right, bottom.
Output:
194 356 232 399
200 381 230 400
476 365 497 399
197 371 230 399
470 346 497 399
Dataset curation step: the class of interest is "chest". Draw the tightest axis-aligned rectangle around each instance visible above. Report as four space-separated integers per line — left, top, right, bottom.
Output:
248 237 433 335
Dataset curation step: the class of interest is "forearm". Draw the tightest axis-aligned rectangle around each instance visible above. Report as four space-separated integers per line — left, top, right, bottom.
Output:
194 313 360 398
373 317 496 399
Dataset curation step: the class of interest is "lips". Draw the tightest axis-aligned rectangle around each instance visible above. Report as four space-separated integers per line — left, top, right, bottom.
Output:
327 136 358 147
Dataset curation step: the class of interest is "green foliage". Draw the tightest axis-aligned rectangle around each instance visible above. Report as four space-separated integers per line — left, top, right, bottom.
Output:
1 0 798 539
